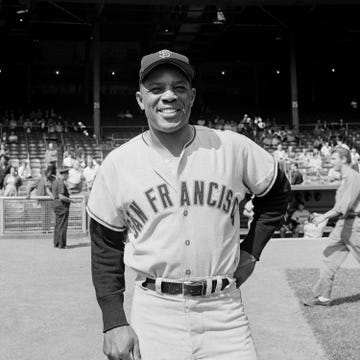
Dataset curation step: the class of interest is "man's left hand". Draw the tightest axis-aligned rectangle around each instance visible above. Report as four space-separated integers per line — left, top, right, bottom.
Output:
233 250 257 288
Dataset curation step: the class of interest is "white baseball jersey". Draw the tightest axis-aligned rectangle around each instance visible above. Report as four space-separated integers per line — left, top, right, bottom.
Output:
87 126 277 280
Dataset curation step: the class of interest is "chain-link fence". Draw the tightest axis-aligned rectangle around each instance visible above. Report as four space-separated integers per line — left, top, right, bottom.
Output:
0 195 87 236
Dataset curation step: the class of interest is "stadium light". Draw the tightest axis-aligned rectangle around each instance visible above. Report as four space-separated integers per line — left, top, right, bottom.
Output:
276 69 280 75
55 70 60 75
221 70 226 75
16 9 29 15
0 69 2 74
331 67 336 73
111 71 115 76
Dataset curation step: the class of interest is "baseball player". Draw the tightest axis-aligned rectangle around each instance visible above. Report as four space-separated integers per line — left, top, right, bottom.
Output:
303 146 360 306
88 49 291 360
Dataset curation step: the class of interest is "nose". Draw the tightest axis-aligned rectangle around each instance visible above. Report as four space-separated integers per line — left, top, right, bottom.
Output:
161 89 177 102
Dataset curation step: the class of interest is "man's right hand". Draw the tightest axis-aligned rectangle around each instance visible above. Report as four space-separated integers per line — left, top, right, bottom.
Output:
103 325 141 360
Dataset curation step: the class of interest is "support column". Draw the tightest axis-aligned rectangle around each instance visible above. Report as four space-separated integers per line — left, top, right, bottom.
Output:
26 63 32 104
289 32 299 131
254 63 259 106
92 21 101 141
84 39 90 105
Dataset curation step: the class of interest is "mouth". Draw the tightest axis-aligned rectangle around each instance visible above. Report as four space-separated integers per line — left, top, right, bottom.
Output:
157 108 181 115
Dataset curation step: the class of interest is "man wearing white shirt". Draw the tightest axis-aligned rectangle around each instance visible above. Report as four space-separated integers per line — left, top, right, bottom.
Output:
83 156 99 191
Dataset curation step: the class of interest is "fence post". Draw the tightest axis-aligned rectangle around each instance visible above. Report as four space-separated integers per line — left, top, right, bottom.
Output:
81 195 87 234
0 198 4 236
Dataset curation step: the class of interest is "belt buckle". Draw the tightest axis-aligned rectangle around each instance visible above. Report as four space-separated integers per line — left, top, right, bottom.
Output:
183 280 206 297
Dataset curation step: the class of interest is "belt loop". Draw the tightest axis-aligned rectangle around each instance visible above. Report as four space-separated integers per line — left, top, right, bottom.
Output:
205 278 212 296
214 276 223 295
155 277 163 294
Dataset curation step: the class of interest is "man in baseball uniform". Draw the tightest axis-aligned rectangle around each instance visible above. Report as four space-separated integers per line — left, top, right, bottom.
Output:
88 50 291 360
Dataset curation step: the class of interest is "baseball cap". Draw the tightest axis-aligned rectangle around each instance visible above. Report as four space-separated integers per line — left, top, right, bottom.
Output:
139 49 195 83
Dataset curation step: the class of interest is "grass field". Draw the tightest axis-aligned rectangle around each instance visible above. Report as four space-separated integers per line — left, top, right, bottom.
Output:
286 268 360 360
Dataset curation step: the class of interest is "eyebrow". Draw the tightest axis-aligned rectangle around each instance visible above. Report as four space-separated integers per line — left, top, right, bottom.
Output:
145 80 188 86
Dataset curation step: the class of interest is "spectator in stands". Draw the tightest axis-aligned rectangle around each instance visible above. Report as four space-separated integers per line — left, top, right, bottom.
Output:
313 136 323 151
273 144 287 162
40 118 47 133
23 118 32 133
1 131 7 144
3 166 22 196
83 156 99 191
313 123 322 138
350 148 359 172
286 128 296 143
290 163 303 185
18 160 32 180
309 148 322 172
68 160 83 194
337 118 346 137
320 141 332 157
0 143 9 159
9 117 17 131
63 150 74 168
299 149 310 166
336 136 350 150
8 131 18 144
287 145 295 159
321 120 331 137
263 133 272 146
271 135 281 146
291 202 311 237
44 142 58 166
55 121 63 134
0 155 11 190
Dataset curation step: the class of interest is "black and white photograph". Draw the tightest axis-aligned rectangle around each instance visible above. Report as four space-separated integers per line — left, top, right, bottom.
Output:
1 1 360 359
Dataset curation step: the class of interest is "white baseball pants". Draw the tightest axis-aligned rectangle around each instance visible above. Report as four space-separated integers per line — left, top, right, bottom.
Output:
130 279 258 360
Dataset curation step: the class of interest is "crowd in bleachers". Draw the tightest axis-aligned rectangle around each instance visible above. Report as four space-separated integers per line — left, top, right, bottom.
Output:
0 108 102 197
197 114 360 185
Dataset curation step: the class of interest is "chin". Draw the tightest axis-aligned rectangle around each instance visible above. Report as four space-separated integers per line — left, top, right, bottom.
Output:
156 120 187 133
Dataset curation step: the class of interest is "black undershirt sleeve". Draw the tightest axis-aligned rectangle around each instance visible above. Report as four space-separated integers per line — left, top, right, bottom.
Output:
241 167 291 260
90 218 129 333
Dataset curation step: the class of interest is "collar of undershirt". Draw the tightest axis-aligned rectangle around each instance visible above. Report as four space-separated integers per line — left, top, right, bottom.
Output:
141 125 196 151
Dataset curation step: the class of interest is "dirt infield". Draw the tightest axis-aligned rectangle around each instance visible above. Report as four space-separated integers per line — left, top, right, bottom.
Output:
1 236 358 360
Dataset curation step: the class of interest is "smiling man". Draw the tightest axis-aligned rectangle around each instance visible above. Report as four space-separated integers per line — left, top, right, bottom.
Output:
88 50 290 360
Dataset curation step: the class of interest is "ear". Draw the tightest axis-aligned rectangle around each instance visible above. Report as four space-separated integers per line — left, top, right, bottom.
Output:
190 88 196 108
135 90 145 111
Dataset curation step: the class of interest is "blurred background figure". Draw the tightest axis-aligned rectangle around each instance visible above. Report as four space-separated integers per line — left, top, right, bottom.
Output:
291 202 311 237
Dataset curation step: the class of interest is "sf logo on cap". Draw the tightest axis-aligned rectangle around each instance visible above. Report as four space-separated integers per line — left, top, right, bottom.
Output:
158 50 171 58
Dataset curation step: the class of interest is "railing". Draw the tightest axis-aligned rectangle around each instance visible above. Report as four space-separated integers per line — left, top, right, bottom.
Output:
0 195 87 236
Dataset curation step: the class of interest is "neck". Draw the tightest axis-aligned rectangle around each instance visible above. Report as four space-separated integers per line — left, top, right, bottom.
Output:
148 124 193 157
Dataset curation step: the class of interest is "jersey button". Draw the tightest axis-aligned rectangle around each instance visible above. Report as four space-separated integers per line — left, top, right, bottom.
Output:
185 269 191 275
185 240 190 246
183 210 188 216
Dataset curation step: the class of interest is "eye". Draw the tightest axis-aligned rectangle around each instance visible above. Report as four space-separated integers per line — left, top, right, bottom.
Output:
149 87 162 94
175 86 186 91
